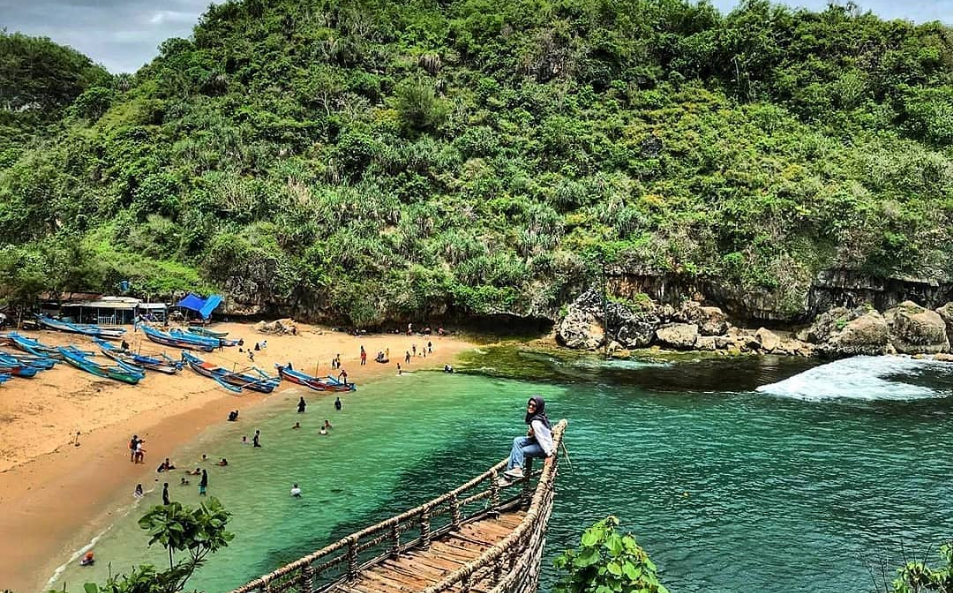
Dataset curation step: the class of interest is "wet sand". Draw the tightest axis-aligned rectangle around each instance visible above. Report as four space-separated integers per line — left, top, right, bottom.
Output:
0 322 474 592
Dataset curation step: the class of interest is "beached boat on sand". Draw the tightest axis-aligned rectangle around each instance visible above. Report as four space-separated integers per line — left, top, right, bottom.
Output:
94 339 182 375
275 364 357 392
57 346 143 385
142 324 216 352
36 314 126 340
182 352 279 393
187 326 229 338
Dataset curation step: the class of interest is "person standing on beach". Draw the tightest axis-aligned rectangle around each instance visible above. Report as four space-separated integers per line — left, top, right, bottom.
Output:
199 469 208 496
360 345 366 366
129 435 139 462
397 362 402 375
253 429 261 448
412 344 417 356
297 397 306 413
428 341 432 354
334 397 342 411
134 440 145 464
162 483 170 505
405 351 411 364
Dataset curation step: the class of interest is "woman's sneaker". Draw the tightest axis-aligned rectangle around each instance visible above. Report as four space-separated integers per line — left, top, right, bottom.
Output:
503 467 524 480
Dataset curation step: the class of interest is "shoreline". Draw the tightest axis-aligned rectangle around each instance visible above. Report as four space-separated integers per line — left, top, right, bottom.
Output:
0 323 477 593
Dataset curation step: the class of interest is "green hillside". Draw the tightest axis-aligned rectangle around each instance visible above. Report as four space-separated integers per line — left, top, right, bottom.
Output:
1 0 952 325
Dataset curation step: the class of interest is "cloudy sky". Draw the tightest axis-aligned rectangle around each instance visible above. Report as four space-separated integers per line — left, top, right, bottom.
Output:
0 0 951 74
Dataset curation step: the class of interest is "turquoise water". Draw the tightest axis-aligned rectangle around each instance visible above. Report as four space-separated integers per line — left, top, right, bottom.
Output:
50 349 953 593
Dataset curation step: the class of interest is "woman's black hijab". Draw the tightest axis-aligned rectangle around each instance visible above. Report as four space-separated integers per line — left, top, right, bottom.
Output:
524 396 552 430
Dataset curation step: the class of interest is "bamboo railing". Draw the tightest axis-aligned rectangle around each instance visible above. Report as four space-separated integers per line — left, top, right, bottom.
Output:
228 419 567 593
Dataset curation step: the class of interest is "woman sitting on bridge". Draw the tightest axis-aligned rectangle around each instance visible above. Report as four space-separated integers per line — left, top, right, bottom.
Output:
502 396 554 483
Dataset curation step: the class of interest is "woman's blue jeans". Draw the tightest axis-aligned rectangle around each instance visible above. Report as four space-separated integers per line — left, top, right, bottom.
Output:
508 436 544 470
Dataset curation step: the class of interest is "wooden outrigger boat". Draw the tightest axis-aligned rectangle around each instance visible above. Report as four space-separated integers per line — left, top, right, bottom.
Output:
0 350 57 369
0 355 39 378
94 339 182 374
0 373 9 385
142 324 216 352
178 328 237 347
36 314 126 340
275 364 356 392
182 352 279 393
7 333 94 359
187 326 229 338
229 420 568 593
57 347 143 384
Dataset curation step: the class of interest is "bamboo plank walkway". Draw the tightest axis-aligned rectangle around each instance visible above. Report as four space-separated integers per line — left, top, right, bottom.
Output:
326 511 527 593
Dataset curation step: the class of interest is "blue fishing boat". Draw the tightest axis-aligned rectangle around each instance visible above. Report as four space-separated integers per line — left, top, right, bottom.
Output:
183 352 279 393
142 325 216 352
36 315 126 340
0 350 57 369
57 347 143 385
94 339 182 375
275 364 356 392
0 373 10 385
184 328 238 347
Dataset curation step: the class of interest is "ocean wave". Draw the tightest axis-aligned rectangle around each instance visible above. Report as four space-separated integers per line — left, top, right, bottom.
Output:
756 355 953 401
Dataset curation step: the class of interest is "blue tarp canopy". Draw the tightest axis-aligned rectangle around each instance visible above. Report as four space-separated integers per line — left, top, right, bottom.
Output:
176 294 223 319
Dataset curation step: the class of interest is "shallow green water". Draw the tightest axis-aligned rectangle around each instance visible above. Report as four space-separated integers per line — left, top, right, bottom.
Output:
51 349 953 593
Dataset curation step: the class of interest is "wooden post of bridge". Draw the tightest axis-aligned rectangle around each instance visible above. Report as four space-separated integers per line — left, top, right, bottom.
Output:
521 457 534 508
346 536 358 580
490 469 501 513
420 506 432 548
301 564 315 592
390 522 400 558
450 493 462 530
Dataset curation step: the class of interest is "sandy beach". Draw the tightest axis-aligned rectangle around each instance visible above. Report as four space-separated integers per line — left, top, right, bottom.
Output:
0 322 476 593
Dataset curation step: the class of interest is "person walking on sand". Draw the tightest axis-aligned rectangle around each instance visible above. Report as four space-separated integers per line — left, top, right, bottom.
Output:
412 344 416 356
405 351 411 364
253 429 261 448
199 469 208 496
297 397 306 413
360 347 366 366
162 482 171 505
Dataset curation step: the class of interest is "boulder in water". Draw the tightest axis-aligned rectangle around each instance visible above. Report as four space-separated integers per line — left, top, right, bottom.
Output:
807 306 889 357
677 301 729 336
556 307 605 350
655 323 698 349
936 302 953 347
885 301 950 354
754 328 781 352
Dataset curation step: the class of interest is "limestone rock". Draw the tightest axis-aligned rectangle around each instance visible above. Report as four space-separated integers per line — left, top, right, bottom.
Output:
754 328 781 352
606 300 659 349
678 301 729 336
556 308 605 350
937 302 953 347
696 336 718 351
819 311 889 357
935 353 953 363
886 301 950 354
655 323 699 349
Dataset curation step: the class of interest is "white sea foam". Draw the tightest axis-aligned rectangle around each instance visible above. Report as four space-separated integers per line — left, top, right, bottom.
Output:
572 358 670 370
756 355 953 401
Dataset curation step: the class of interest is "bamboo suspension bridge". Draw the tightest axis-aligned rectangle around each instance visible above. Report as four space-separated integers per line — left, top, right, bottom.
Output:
229 420 568 593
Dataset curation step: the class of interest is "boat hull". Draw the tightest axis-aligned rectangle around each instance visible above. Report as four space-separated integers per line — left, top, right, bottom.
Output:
276 365 356 392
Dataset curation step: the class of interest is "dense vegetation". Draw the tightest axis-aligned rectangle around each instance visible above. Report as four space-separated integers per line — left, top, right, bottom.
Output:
2 0 953 325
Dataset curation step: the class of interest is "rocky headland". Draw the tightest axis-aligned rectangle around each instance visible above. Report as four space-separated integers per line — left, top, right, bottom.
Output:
557 289 953 361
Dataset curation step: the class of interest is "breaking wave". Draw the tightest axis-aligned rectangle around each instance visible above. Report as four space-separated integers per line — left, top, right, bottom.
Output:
756 355 953 401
